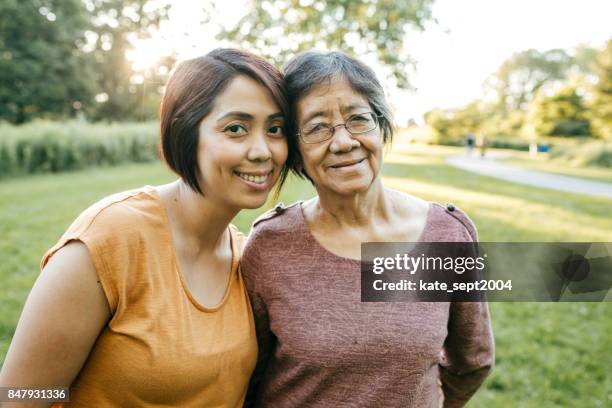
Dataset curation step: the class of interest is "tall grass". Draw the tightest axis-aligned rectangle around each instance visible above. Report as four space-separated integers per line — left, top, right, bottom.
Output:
0 120 159 177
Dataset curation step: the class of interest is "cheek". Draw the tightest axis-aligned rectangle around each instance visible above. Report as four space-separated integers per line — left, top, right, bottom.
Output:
272 139 289 164
299 151 318 177
362 136 383 167
197 142 243 176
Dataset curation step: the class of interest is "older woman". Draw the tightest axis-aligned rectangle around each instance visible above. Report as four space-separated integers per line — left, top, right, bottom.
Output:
241 51 494 408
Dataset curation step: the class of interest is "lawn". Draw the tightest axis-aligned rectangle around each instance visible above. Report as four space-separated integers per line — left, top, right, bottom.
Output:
1 144 610 407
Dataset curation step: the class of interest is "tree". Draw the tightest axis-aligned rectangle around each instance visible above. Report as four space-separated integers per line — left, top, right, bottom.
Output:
84 0 173 121
528 85 591 137
484 49 575 114
590 40 612 140
0 0 95 123
424 101 488 144
218 0 436 89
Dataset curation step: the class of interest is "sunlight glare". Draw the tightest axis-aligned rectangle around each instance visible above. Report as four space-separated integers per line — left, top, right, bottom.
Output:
126 38 167 71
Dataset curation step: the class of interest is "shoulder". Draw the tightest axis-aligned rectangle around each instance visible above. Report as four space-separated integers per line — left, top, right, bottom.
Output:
428 202 479 242
70 186 162 240
229 224 247 255
43 186 163 268
250 201 303 236
242 201 303 265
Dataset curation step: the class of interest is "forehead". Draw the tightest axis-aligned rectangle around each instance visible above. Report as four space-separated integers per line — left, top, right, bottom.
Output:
209 75 279 117
296 78 370 121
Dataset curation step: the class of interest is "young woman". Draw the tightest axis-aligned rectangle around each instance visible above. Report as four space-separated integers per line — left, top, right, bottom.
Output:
0 48 289 407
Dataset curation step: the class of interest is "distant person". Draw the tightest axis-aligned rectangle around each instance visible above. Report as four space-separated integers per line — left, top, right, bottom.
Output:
478 134 489 158
465 132 476 156
242 50 494 408
0 49 290 407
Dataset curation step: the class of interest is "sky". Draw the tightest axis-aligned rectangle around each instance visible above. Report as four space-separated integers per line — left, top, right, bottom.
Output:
131 0 612 125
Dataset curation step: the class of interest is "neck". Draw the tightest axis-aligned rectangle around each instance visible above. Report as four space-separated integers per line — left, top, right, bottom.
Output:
314 178 391 227
158 179 239 255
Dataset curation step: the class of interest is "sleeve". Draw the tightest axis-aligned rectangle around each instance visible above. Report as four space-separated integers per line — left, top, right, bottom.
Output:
439 301 495 407
240 232 275 407
40 204 136 315
439 206 495 407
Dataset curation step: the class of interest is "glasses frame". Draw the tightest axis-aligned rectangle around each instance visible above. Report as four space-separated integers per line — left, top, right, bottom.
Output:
297 112 381 144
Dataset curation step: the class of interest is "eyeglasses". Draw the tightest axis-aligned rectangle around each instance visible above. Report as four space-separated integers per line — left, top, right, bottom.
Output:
297 112 380 144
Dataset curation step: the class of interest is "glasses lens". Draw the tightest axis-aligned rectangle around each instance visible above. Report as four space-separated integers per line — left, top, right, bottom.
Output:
302 124 332 143
347 113 377 133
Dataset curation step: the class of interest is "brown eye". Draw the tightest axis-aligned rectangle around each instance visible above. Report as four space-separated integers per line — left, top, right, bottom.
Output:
268 125 284 138
224 124 248 137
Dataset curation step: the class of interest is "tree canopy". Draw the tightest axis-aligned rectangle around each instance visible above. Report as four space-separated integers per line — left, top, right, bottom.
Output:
484 49 575 114
85 0 174 121
590 40 612 140
0 0 94 123
218 0 436 89
0 0 173 123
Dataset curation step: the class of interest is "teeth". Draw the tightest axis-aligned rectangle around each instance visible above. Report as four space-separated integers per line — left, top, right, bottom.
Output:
236 172 269 184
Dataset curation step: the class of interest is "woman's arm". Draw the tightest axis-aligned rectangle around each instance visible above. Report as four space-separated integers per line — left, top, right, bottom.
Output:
0 242 111 408
439 301 495 408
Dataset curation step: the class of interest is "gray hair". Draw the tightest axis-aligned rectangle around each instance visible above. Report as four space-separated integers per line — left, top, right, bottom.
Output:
283 51 395 179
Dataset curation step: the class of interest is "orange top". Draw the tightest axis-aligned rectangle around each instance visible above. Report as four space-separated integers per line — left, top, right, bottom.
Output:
42 186 257 407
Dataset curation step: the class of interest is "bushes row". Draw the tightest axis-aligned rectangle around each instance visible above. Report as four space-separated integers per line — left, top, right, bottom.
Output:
550 141 612 168
0 121 160 178
436 136 531 151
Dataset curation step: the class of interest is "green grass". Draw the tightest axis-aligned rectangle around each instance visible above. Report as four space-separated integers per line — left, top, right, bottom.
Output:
1 144 611 407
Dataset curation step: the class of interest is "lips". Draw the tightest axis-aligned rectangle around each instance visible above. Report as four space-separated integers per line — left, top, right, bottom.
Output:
329 158 366 168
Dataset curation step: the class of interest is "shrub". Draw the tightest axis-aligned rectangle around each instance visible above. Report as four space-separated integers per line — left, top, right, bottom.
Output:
550 141 612 167
0 120 159 178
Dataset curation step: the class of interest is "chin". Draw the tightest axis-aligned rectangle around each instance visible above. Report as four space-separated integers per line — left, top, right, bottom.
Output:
238 194 270 210
331 180 373 196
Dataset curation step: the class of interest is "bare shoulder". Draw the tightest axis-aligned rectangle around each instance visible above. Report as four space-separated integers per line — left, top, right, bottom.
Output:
0 241 110 389
44 241 103 288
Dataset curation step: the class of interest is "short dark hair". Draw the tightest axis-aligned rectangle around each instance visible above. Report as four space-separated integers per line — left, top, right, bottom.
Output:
284 50 395 180
159 48 290 194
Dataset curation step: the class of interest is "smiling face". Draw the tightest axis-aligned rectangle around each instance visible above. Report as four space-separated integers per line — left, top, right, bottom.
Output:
197 75 288 210
295 78 383 197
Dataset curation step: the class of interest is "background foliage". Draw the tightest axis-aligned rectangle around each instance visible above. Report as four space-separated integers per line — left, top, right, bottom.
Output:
423 41 612 166
0 120 158 177
218 0 435 89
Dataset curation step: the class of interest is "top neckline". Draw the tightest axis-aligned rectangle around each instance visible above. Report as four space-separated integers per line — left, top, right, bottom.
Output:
294 200 435 264
145 185 238 313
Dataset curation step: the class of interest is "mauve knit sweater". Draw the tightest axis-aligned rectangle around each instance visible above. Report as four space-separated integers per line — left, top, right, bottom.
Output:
241 201 494 408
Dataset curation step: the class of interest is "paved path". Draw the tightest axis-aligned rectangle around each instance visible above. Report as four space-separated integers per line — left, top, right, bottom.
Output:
445 154 612 199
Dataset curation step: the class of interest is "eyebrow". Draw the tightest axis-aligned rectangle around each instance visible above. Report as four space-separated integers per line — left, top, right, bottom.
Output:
268 112 284 121
216 111 284 123
301 110 328 126
341 103 370 114
301 103 370 125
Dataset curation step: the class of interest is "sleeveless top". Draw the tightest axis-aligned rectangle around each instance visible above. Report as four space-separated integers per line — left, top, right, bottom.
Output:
42 186 257 407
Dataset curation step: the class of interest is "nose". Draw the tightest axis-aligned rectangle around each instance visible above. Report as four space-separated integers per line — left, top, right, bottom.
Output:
329 126 360 154
247 131 272 162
